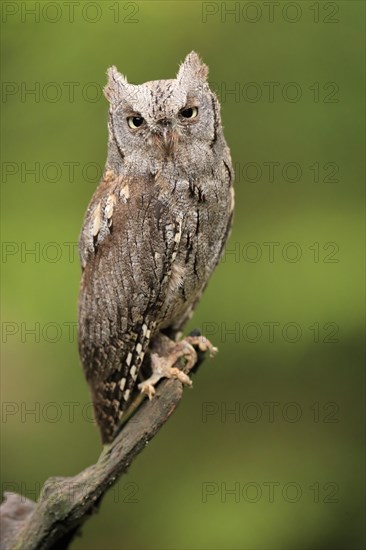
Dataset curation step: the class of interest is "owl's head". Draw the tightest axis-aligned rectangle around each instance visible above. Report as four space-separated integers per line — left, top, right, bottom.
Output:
104 52 220 171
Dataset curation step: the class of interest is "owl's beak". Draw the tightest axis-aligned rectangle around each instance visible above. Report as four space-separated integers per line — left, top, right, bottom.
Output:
156 118 174 152
161 127 171 147
160 126 174 154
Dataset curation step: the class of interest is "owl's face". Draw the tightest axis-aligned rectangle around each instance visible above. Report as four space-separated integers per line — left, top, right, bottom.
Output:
104 52 219 170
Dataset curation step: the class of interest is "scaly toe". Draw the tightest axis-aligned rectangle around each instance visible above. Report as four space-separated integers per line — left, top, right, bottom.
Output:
138 382 156 400
186 336 218 356
168 367 193 386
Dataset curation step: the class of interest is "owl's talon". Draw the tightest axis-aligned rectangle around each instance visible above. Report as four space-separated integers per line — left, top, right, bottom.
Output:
169 367 193 386
138 381 156 399
185 335 217 357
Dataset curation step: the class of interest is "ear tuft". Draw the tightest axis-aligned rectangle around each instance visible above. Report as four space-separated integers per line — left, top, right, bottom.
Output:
177 51 209 84
104 65 129 104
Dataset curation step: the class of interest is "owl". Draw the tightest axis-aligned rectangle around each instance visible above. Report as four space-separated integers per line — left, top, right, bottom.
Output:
78 52 234 443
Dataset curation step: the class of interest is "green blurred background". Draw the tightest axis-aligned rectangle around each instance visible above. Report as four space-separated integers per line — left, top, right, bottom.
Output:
1 1 365 549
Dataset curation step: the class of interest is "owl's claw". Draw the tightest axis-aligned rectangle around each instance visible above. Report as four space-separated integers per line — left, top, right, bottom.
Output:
138 382 156 400
185 335 218 357
167 367 193 386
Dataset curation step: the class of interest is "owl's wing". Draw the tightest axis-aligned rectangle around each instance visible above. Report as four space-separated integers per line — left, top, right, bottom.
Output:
78 171 183 442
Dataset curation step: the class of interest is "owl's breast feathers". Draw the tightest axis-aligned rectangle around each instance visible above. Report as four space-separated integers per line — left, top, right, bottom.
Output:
78 164 233 441
79 164 233 321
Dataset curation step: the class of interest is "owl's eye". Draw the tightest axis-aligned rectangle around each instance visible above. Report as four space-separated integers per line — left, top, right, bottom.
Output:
180 107 198 119
127 116 145 129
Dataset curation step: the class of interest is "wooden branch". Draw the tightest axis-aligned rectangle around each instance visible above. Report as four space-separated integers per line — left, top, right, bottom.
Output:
0 337 207 550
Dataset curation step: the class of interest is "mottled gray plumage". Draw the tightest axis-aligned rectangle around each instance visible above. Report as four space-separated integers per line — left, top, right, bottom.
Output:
78 52 234 443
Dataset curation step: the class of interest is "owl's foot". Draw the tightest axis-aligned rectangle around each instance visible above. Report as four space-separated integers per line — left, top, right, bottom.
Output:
138 339 197 399
184 335 218 357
